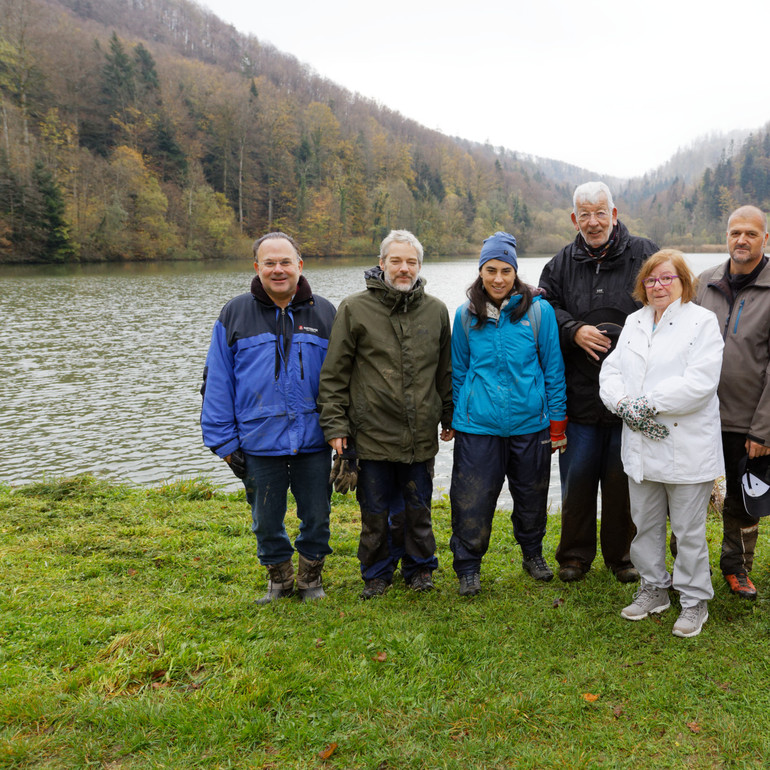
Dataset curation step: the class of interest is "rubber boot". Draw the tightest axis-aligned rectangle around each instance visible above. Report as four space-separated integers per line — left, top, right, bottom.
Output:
296 555 326 602
255 559 294 605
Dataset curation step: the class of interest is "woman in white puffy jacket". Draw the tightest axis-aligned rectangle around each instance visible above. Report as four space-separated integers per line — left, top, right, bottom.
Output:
599 249 724 639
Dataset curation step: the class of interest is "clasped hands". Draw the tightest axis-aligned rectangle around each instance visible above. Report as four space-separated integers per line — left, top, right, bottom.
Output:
616 396 669 441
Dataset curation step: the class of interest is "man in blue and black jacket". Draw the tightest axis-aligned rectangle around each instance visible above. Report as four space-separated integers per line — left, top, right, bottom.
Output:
201 232 336 604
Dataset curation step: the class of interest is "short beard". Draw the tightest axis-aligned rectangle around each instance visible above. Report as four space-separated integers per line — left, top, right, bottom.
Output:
383 273 417 293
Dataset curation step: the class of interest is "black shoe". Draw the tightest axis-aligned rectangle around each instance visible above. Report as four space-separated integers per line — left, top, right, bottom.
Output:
523 554 554 581
409 569 435 592
458 572 481 596
615 567 640 584
558 562 586 582
360 578 390 599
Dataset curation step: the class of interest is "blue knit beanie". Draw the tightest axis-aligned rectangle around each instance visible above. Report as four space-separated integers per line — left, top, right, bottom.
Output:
479 231 518 270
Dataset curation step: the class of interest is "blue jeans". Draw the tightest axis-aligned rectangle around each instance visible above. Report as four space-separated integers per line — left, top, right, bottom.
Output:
243 449 332 565
555 422 634 572
356 460 437 583
450 429 551 576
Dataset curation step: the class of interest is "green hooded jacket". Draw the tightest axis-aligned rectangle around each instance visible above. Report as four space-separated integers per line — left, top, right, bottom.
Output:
319 266 453 463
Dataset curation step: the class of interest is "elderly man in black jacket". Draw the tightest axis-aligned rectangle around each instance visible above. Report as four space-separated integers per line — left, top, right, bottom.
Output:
539 182 658 583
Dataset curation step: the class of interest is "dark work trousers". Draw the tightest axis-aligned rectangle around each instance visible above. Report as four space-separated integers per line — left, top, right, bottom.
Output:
359 487 439 582
555 422 635 574
356 459 437 583
720 431 760 575
244 449 332 565
449 429 551 577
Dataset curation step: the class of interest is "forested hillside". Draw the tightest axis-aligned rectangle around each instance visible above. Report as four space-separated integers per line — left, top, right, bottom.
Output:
1 0 767 264
622 129 770 248
0 0 584 263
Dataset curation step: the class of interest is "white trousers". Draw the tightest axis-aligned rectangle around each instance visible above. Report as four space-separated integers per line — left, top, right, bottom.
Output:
628 479 714 607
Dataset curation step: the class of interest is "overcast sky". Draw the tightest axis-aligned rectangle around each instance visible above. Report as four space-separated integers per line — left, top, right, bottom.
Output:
196 0 770 179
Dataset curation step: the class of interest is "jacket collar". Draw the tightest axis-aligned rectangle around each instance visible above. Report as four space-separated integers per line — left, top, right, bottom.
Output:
250 274 313 307
571 220 632 265
364 265 426 311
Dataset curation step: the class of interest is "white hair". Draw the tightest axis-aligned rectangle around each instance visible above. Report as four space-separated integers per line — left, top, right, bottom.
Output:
573 181 614 214
379 229 424 264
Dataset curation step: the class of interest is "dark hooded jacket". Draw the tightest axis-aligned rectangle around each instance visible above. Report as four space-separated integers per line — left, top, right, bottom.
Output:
538 220 657 424
319 266 453 462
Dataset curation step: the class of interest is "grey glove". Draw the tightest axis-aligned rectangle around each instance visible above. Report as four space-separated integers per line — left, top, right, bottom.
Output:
330 446 358 494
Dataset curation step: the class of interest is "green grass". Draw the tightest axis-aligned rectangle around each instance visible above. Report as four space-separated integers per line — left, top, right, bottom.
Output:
2 474 770 768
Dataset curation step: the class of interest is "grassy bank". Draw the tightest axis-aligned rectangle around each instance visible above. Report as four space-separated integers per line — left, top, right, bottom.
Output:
2 476 770 769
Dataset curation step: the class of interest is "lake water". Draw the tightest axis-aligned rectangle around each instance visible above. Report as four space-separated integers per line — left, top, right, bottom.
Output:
1 252 728 508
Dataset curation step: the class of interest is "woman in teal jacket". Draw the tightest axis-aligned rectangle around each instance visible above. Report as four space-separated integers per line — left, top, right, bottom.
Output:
450 232 567 596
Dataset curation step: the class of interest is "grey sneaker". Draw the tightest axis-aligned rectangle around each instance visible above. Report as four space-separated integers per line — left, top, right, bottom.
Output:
620 583 670 620
672 600 709 638
458 573 481 596
522 554 554 582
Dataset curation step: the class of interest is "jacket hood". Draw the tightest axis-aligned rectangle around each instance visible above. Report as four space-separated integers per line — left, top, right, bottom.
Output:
250 273 313 306
571 220 632 265
364 265 426 311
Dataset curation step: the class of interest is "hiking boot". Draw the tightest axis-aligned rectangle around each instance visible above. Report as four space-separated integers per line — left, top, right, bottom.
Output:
615 567 640 584
255 559 294 605
458 572 481 596
296 554 326 602
672 600 709 638
620 583 670 620
409 569 435 592
360 578 390 600
522 554 554 582
725 572 757 600
558 562 586 582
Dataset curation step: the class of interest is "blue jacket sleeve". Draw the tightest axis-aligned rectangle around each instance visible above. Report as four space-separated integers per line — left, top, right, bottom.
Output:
537 299 568 421
451 304 470 410
200 320 240 458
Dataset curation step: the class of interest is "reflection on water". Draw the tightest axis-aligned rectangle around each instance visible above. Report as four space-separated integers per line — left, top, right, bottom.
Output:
1 252 726 509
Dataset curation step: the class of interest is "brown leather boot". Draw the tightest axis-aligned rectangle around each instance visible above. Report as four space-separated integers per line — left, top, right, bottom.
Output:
255 559 295 605
296 555 326 602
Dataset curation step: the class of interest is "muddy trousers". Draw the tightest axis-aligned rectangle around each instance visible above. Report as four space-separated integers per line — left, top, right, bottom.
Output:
555 422 635 574
356 459 437 583
628 478 714 608
449 429 551 577
721 432 760 575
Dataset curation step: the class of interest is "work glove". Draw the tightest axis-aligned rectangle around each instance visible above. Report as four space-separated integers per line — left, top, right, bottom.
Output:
225 448 247 479
616 397 669 441
549 419 568 454
329 445 359 494
616 395 655 429
637 417 670 441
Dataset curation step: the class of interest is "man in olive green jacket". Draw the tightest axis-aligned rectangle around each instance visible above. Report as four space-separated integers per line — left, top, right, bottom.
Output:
319 229 454 598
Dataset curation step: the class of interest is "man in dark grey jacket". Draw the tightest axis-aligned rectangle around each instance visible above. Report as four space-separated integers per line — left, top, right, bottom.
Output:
539 182 657 583
319 230 454 599
696 205 770 600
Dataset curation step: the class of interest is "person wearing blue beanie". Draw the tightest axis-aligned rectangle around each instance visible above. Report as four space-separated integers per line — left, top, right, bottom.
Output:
449 231 568 595
479 231 518 272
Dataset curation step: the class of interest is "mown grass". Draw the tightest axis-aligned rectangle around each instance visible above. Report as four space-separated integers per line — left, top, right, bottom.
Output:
2 475 770 769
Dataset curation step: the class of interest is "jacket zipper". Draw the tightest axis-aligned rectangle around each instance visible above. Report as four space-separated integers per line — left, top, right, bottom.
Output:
732 298 745 334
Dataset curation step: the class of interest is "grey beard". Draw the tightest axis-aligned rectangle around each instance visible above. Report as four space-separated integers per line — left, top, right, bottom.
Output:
383 273 418 293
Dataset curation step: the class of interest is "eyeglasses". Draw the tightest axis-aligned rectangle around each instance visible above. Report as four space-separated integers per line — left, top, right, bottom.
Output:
643 274 679 288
